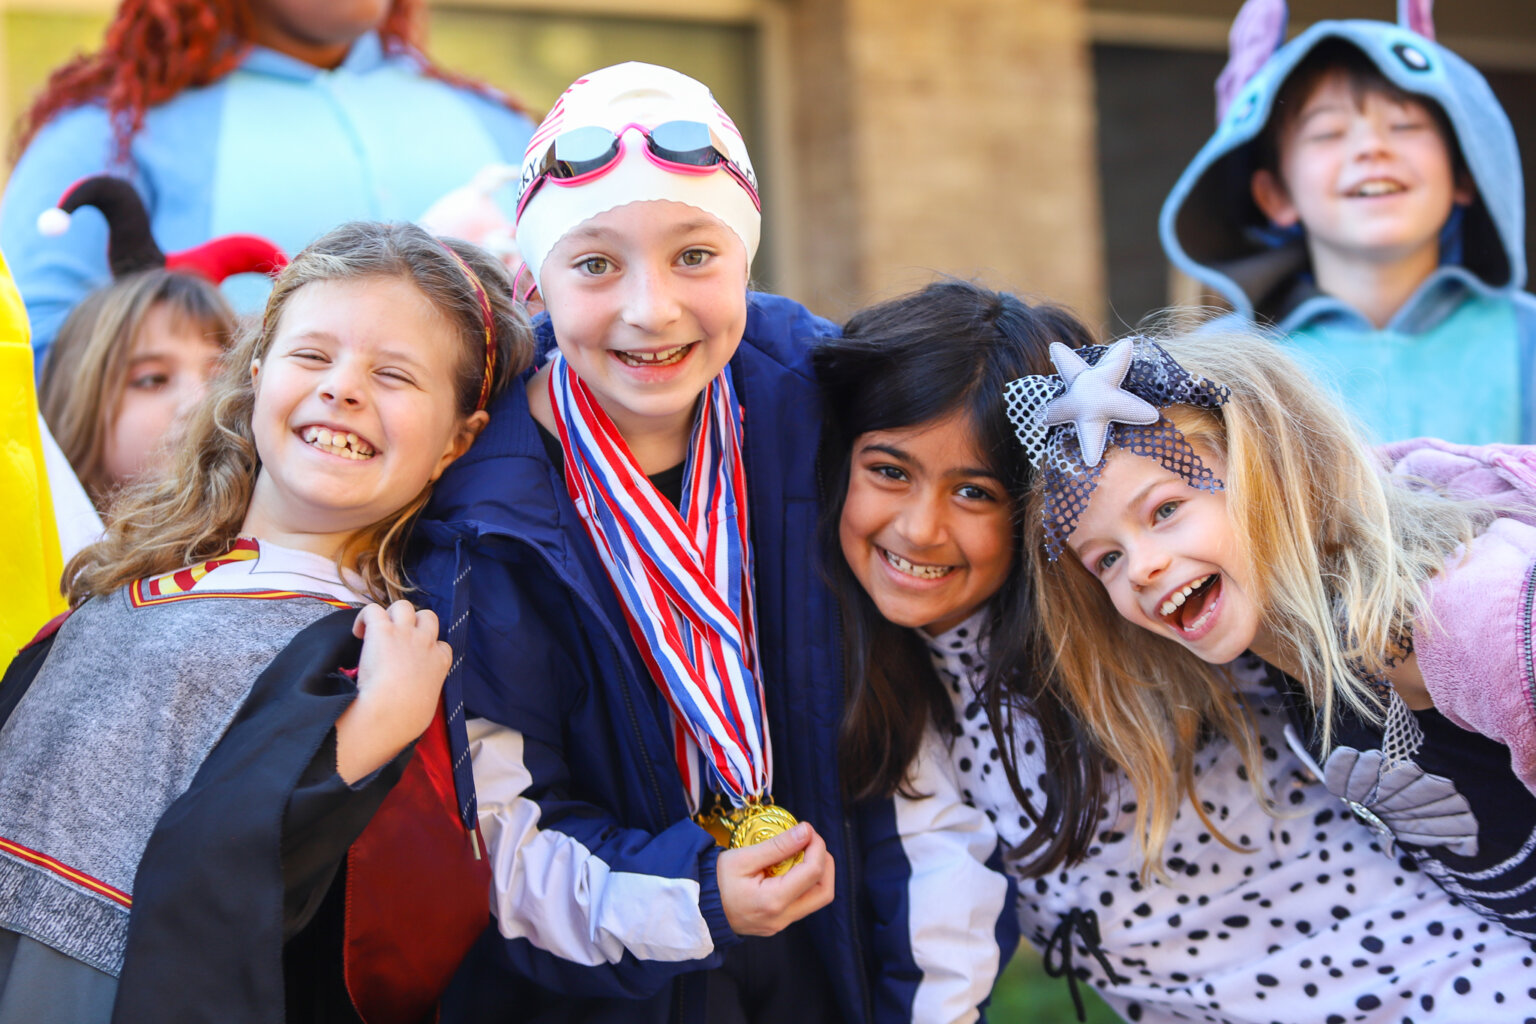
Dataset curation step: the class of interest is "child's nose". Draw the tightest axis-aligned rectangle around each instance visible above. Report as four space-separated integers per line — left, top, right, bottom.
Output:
1127 544 1170 589
320 362 366 406
1350 118 1392 157
896 496 945 547
175 377 209 420
620 264 683 333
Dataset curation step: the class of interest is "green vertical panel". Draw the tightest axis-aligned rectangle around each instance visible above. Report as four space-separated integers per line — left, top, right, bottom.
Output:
424 9 771 287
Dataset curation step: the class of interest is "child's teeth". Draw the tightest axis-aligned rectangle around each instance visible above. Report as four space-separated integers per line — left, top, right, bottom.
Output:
303 427 374 459
883 549 952 580
619 344 690 366
1160 575 1213 617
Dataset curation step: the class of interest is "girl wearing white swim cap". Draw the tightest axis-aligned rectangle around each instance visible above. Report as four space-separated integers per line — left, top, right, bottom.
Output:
412 63 918 1023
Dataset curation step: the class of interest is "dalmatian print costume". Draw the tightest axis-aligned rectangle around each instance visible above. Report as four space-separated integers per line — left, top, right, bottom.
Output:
901 612 1536 1023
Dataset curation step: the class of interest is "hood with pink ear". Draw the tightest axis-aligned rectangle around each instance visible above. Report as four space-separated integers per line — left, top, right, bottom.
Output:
1160 5 1523 320
1215 0 1439 119
1399 0 1435 42
37 174 288 282
1214 0 1288 124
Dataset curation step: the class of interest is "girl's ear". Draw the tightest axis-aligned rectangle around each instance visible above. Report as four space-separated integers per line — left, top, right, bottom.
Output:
1250 168 1300 228
249 357 262 389
431 409 490 482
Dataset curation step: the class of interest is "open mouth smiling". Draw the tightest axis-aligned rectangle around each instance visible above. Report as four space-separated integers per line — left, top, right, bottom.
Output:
881 547 955 581
613 342 696 368
1346 179 1407 197
300 424 377 460
1157 572 1221 635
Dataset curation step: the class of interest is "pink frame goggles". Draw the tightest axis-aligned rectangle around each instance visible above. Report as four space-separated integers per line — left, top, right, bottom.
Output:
515 121 760 220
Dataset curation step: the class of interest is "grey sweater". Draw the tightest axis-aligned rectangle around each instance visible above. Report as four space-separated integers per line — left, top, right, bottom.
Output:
0 588 345 975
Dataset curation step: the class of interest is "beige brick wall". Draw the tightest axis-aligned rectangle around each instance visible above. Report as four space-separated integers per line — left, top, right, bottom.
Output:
776 0 1105 323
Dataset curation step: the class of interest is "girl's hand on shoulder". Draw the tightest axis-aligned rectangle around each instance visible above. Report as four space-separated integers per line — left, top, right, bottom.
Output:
334 600 452 784
716 822 836 936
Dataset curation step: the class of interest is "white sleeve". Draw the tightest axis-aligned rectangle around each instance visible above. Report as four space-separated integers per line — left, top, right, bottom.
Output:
467 715 716 966
893 725 1012 1024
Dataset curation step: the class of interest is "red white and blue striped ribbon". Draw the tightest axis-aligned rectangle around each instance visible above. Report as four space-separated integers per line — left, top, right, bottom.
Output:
547 353 770 809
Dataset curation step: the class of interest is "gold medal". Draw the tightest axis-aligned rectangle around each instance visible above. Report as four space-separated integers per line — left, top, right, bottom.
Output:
728 800 802 877
695 804 736 849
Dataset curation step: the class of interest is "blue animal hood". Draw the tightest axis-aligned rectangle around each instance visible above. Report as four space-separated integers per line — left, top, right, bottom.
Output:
1160 1 1525 321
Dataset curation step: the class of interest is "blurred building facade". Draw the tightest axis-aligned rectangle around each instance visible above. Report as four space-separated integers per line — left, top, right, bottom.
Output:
1 0 1533 330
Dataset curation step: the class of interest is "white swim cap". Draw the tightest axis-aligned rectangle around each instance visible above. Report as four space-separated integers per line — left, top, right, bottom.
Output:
514 62 760 289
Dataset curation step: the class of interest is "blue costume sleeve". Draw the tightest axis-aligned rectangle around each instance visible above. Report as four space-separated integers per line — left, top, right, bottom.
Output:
0 105 122 360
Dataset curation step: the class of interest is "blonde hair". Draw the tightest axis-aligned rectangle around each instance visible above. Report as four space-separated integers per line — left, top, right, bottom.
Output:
65 221 533 606
1031 325 1487 874
38 268 235 507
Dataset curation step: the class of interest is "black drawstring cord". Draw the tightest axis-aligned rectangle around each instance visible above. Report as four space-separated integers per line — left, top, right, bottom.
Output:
1041 907 1129 1023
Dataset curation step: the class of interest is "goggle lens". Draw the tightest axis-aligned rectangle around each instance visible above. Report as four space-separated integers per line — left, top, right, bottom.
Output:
542 125 622 179
646 120 726 167
519 120 757 214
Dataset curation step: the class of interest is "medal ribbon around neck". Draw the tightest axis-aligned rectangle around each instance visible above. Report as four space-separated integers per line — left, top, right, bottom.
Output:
547 353 771 807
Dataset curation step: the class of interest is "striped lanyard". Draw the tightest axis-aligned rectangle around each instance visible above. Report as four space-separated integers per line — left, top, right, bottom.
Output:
547 354 771 808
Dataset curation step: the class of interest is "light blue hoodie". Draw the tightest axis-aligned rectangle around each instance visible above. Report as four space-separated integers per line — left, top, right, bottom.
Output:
1160 5 1536 445
0 32 534 361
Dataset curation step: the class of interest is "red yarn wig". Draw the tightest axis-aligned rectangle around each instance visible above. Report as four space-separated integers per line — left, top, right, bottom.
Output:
14 0 530 160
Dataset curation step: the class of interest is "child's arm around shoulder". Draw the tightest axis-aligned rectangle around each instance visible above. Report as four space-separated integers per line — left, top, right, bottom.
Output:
1414 516 1536 794
1385 439 1536 792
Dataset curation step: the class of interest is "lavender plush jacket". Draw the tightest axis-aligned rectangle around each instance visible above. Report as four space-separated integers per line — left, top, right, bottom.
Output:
1384 437 1536 792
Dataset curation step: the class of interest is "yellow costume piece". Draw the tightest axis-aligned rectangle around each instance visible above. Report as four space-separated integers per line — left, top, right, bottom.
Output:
0 251 64 672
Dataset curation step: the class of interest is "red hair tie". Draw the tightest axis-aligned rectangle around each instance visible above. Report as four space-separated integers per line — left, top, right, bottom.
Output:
437 241 497 411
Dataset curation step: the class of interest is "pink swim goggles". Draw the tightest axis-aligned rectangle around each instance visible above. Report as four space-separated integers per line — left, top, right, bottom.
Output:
515 121 760 220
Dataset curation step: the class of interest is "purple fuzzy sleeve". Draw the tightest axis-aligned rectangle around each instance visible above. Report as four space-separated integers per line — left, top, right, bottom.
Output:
1416 519 1536 795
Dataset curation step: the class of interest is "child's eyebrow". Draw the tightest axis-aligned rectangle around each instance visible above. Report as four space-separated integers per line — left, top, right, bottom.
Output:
667 217 726 235
1129 479 1163 511
860 441 910 461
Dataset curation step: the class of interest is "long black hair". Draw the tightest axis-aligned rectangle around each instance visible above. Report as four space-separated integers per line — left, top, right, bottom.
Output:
815 279 1107 874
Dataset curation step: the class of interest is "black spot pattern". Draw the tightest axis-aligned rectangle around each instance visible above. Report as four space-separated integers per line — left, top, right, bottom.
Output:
916 629 1536 1022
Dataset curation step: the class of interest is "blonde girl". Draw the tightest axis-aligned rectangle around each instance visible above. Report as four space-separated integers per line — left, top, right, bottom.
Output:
0 220 529 1024
1022 326 1536 940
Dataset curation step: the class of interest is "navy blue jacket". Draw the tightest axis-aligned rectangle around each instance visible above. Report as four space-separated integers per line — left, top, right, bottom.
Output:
410 293 881 1023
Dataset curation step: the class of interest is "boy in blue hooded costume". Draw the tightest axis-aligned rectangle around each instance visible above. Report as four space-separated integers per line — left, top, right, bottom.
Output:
1161 0 1535 445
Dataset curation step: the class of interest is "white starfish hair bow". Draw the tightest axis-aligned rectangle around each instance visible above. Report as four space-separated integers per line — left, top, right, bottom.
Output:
1004 337 1230 560
1040 340 1160 467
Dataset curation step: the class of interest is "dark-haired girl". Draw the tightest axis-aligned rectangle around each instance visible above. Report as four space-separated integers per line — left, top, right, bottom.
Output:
818 281 1536 1024
0 0 534 356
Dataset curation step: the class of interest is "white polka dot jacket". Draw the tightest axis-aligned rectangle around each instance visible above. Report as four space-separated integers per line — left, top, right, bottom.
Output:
887 611 1536 1024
